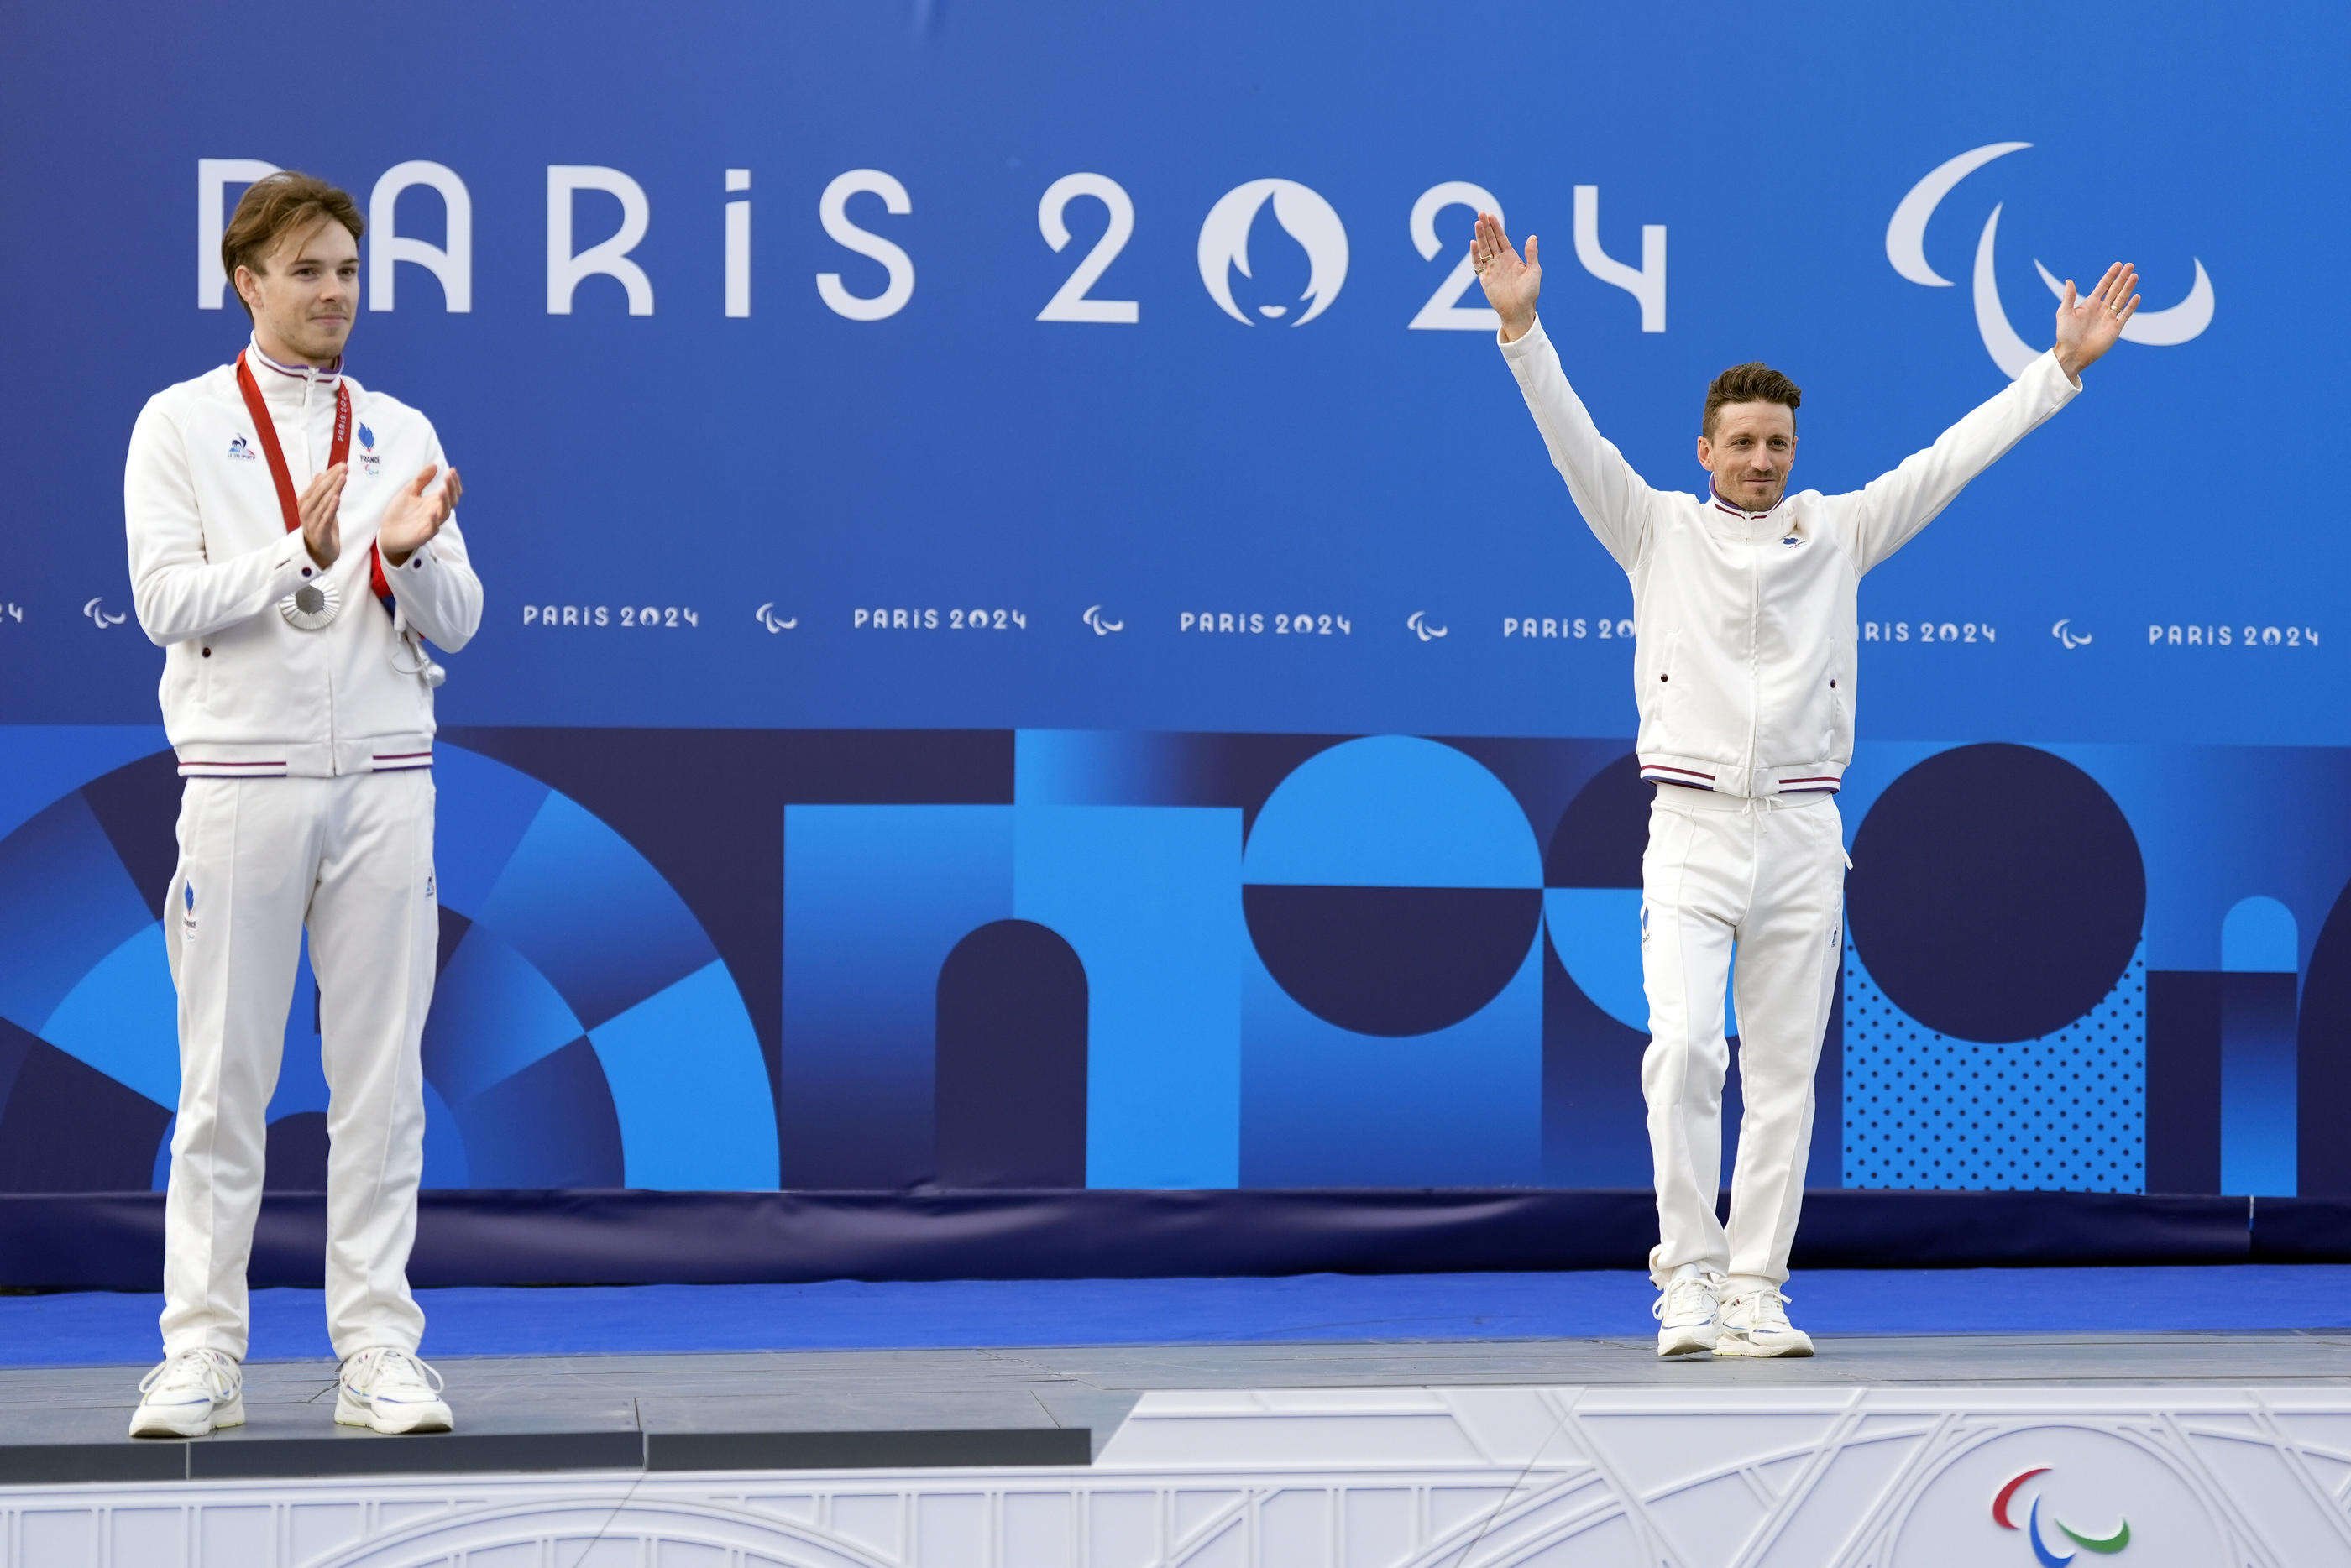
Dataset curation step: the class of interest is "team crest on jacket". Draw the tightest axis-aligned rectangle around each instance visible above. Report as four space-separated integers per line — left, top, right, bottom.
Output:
357 422 382 475
227 435 256 461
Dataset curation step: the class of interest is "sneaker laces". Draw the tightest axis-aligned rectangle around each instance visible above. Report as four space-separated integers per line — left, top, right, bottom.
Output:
1653 1273 1720 1322
1726 1287 1793 1330
343 1346 444 1398
139 1348 237 1401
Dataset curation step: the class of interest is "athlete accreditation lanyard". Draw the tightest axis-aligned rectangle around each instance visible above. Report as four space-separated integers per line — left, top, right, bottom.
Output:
234 351 391 629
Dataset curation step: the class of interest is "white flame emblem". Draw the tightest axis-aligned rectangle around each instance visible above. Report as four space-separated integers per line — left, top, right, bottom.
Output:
1196 179 1349 326
1888 143 2213 378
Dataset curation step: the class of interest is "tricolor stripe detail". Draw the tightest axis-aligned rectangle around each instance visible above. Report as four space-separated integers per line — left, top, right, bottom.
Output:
1708 488 1783 520
249 344 343 383
1642 764 1716 781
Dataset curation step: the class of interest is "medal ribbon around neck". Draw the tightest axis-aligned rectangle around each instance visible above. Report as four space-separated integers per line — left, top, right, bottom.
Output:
233 352 393 608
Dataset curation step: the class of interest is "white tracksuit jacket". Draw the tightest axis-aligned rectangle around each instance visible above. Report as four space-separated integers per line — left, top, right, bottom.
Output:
1500 317 2080 1292
1500 316 2080 798
125 341 482 775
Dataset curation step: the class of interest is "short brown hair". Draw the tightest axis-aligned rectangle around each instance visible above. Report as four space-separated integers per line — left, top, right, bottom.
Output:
222 172 364 319
1703 362 1801 438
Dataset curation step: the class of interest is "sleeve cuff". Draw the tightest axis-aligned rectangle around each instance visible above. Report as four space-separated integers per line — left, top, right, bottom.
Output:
1496 316 1550 360
2039 348 2084 397
274 536 322 596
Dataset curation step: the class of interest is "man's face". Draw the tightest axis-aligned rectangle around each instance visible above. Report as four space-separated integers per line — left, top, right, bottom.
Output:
235 217 359 363
1697 400 1798 512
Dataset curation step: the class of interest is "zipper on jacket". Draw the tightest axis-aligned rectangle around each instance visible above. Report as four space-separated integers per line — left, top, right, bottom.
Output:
292 379 343 776
1745 532 1762 792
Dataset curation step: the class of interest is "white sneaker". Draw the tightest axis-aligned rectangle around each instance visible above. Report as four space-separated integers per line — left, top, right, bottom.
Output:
1715 1287 1815 1357
1652 1264 1722 1357
336 1348 453 1435
128 1349 243 1438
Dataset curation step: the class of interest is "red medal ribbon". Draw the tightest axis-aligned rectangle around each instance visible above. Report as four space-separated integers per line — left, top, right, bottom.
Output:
234 352 392 602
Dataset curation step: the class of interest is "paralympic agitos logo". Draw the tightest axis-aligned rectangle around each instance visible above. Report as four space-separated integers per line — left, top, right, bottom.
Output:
1993 1467 2133 1565
1888 143 2214 379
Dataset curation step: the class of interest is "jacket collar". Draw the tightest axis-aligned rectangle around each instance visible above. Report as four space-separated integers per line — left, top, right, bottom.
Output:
244 335 343 406
1706 483 1796 541
1707 483 1783 521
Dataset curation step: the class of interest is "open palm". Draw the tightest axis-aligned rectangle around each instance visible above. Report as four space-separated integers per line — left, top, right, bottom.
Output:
2052 260 2140 378
379 463 463 562
1471 212 1541 340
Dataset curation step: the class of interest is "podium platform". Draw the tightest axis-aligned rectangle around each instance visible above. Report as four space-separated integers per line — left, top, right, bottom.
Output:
4 1325 2351 1566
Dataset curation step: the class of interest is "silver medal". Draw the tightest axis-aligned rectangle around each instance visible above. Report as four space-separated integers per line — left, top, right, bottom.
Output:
279 577 343 630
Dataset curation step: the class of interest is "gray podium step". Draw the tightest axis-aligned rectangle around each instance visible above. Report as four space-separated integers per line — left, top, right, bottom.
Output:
6 1330 2348 1487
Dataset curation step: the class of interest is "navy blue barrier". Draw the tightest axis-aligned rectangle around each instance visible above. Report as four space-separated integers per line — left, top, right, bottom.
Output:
2250 1199 2351 1263
0 1189 2254 1293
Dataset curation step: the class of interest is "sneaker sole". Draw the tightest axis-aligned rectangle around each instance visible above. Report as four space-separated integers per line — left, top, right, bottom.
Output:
1657 1327 1719 1358
335 1388 453 1435
128 1395 244 1439
1715 1335 1814 1358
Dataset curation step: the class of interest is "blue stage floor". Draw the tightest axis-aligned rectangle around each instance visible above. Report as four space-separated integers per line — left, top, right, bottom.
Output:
5 1265 2350 1367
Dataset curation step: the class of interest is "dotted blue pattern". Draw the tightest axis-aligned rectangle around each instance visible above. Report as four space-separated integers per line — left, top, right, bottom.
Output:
1842 940 2146 1193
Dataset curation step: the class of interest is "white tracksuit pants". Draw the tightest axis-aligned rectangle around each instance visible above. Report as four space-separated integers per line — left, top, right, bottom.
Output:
1641 785 1845 1291
160 771 437 1362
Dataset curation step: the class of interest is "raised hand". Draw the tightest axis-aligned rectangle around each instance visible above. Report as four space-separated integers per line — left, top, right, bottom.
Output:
2052 261 2139 379
379 464 463 565
1470 212 1542 342
298 464 346 568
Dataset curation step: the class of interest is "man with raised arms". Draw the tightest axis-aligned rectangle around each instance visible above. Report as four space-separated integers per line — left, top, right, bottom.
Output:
1471 212 2137 1356
123 172 480 1435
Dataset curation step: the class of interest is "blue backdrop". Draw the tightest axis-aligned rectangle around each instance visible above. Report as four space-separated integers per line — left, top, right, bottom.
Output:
3 2 2348 1257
